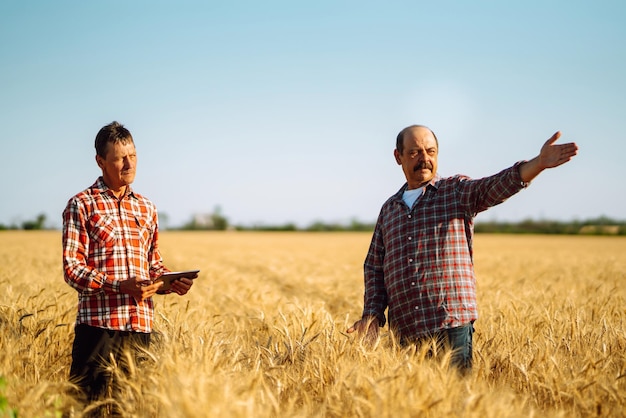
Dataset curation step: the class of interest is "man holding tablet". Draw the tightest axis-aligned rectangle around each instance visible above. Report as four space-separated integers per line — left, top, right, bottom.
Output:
62 121 197 408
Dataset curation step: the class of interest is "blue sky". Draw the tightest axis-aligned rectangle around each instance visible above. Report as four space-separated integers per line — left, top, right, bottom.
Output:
1 1 624 228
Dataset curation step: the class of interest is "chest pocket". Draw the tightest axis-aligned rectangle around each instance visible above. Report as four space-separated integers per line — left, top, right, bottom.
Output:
88 213 117 244
135 215 154 248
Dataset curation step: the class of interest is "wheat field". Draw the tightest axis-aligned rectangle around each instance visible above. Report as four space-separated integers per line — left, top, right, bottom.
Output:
0 231 625 417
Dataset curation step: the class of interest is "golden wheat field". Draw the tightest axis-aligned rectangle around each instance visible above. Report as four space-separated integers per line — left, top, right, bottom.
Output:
0 231 625 417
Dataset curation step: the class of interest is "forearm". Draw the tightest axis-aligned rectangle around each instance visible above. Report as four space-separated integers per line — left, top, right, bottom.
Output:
518 156 544 183
362 271 387 325
63 260 119 294
148 248 168 280
148 214 169 279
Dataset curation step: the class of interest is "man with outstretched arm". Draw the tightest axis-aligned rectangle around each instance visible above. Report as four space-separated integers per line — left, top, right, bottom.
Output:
347 125 578 372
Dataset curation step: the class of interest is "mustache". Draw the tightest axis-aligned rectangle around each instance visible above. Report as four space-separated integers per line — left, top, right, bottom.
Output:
413 162 433 171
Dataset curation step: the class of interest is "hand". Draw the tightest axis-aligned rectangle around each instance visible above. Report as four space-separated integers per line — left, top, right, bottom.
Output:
120 276 164 302
347 316 380 344
520 131 579 182
169 277 194 295
538 131 579 170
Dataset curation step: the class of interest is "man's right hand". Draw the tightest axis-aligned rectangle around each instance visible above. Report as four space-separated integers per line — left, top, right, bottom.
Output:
347 316 380 344
120 276 164 301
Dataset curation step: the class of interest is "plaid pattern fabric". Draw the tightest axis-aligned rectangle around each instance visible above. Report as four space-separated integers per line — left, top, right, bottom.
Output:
63 177 167 332
363 163 528 340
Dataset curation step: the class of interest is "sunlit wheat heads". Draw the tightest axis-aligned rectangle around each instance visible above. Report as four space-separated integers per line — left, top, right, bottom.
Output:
1 231 624 417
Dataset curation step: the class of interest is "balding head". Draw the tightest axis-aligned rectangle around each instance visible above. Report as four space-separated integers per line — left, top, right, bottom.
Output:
396 125 438 154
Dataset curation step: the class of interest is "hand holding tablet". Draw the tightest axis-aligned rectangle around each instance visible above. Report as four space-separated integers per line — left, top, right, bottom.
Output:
155 270 200 292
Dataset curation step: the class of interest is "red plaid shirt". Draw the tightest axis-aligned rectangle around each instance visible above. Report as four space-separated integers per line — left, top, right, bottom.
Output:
62 177 167 332
363 163 528 340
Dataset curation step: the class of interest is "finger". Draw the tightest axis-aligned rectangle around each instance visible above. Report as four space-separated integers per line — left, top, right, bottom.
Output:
545 131 561 146
171 281 189 295
563 143 579 155
172 279 190 290
347 327 355 334
142 282 162 297
143 282 162 293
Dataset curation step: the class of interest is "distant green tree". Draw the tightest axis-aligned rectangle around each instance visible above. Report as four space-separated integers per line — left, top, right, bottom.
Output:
210 207 229 230
181 206 229 231
305 221 343 232
349 218 375 231
158 212 170 230
21 213 47 230
238 223 298 231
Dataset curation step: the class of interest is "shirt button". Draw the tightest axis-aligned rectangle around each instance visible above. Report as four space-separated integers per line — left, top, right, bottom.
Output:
408 215 412 218
411 282 415 286
409 258 413 262
408 236 412 240
414 306 419 310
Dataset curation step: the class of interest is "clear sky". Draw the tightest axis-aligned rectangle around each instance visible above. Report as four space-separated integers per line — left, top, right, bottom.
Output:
1 1 624 229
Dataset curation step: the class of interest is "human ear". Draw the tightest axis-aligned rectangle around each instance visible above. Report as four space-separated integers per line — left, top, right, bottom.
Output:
393 149 402 165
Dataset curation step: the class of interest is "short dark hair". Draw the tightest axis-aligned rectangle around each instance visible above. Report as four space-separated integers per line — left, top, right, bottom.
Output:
94 121 134 158
395 125 439 154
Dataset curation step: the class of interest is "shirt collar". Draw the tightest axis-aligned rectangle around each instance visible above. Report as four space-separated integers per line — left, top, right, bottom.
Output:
94 176 136 199
393 175 441 202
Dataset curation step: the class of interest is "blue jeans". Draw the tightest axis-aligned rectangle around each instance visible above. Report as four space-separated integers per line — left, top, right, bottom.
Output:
438 323 474 372
404 322 474 373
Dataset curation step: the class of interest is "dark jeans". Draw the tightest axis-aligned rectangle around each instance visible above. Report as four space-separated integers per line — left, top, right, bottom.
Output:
404 322 474 373
69 324 151 402
439 323 474 372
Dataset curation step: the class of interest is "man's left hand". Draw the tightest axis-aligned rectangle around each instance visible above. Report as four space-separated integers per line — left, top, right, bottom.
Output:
169 277 193 295
538 131 579 169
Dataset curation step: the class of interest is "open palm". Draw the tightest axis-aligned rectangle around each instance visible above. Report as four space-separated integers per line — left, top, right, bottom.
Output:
539 131 579 169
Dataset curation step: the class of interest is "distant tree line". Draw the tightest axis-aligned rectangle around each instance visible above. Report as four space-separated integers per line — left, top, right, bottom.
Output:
2 212 625 235
474 216 626 235
176 208 229 231
0 213 49 231
170 210 376 232
170 211 626 235
233 218 376 232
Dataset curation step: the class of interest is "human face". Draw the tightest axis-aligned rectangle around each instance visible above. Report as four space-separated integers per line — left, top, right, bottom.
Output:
96 141 137 194
394 126 438 189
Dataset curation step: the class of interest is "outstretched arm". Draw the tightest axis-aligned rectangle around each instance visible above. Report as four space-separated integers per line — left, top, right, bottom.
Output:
519 131 578 183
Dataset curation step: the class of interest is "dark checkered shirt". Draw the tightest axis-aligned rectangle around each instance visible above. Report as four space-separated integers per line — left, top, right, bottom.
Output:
362 163 528 340
62 177 167 332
